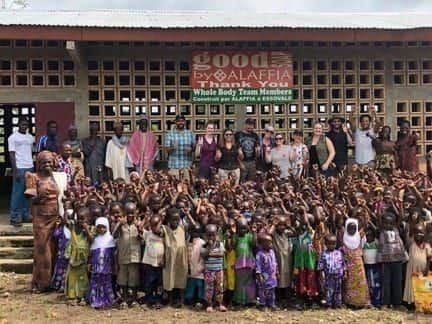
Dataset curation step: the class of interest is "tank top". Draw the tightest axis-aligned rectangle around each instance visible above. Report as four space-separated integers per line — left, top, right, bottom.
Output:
199 136 217 169
218 145 239 170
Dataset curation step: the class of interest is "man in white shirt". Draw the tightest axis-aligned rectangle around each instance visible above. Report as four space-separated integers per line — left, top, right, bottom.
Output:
8 117 34 226
349 106 381 167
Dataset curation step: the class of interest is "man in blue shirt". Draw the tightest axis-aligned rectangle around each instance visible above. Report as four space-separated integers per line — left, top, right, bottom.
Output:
165 115 195 179
37 120 59 153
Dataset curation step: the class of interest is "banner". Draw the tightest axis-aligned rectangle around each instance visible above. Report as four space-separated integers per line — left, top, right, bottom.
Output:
191 51 293 104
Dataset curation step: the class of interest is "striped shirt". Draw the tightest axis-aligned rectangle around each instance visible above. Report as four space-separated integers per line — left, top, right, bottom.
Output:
203 241 225 272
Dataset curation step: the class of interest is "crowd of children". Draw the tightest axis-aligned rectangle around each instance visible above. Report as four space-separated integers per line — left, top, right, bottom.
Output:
46 165 432 312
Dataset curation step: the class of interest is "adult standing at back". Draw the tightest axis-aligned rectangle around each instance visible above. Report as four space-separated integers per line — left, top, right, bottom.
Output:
106 122 131 181
8 117 34 226
306 122 336 177
235 118 260 182
64 125 84 179
37 120 59 153
395 120 418 172
326 116 352 173
349 106 380 167
127 117 159 175
195 121 217 180
82 122 106 185
165 115 195 179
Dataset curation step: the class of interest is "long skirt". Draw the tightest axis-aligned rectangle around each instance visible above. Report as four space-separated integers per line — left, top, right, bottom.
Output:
343 247 370 307
51 256 69 291
294 268 319 297
233 268 256 305
65 264 88 299
87 273 116 308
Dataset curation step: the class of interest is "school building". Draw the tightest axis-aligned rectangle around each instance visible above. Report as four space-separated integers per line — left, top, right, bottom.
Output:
1 10 432 187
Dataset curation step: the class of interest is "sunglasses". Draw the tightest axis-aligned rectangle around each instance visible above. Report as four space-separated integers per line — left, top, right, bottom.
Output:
276 137 284 140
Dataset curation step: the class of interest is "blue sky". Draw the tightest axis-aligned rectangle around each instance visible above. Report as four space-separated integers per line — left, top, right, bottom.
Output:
7 0 432 11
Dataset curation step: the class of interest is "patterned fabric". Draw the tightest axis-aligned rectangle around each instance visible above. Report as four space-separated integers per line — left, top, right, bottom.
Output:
376 153 395 171
377 228 408 263
291 143 308 178
342 245 370 307
257 287 276 307
165 128 195 169
293 231 318 297
87 273 115 308
322 274 343 308
233 268 256 305
51 225 70 291
57 155 74 183
318 250 346 308
256 249 278 289
204 270 224 305
25 172 59 291
233 233 255 270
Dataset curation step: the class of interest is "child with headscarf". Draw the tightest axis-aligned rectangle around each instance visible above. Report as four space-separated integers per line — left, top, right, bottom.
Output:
342 218 370 308
87 217 116 309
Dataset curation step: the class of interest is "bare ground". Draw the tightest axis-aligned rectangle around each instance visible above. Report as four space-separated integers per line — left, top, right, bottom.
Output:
0 272 431 324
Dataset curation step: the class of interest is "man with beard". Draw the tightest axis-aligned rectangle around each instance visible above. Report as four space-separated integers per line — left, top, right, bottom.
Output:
127 117 159 175
395 120 418 172
326 116 352 173
349 106 380 168
106 122 132 181
165 115 195 178
235 118 260 182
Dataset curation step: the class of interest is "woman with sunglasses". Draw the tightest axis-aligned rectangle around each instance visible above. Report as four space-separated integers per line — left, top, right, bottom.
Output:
305 122 336 177
264 133 293 179
215 129 244 185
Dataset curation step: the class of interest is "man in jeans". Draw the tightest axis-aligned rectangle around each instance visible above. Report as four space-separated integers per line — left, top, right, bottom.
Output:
8 117 34 226
235 118 260 182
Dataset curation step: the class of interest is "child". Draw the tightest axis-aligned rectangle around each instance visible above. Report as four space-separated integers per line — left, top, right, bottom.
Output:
141 215 165 309
201 224 227 312
363 228 381 307
342 218 370 308
256 233 278 311
51 203 72 291
185 225 206 308
377 212 408 309
269 216 293 306
113 202 141 308
223 218 236 307
64 207 92 306
230 217 256 306
403 224 431 307
87 217 116 309
162 207 192 308
317 234 346 308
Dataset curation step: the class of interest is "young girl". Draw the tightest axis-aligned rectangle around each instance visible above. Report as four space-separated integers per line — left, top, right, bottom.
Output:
317 234 346 308
87 217 116 309
342 218 370 308
269 215 293 306
230 217 256 306
363 228 381 307
162 207 190 308
51 203 72 291
64 207 92 305
403 224 431 307
377 212 408 309
256 233 278 311
201 224 227 312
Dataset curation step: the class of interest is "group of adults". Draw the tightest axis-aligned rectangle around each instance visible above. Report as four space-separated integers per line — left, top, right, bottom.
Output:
8 108 426 226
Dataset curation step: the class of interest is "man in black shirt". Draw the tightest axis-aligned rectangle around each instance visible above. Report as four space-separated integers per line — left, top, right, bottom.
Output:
326 116 352 173
235 118 260 182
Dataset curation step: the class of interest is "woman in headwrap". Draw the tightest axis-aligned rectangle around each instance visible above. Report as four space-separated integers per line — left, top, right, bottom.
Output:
64 125 84 178
25 150 68 292
342 218 371 308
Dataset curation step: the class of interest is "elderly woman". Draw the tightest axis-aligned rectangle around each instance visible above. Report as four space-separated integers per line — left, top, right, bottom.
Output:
25 151 67 292
306 122 336 177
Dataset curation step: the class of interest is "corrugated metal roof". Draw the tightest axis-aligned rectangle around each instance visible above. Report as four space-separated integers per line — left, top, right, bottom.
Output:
0 10 431 29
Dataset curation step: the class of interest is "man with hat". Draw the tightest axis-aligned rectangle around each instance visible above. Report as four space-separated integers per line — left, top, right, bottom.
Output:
235 118 261 182
165 114 195 178
326 116 352 173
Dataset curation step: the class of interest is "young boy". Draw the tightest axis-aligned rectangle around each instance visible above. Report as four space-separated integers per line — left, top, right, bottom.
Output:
112 202 141 308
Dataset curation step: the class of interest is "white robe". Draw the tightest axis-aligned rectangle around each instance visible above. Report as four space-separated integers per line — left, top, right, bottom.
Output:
105 140 130 181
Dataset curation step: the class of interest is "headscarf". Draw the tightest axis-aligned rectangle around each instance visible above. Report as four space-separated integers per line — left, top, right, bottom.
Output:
91 217 116 250
343 218 361 250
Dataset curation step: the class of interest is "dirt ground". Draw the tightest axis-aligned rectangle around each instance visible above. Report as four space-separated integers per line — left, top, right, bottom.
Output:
0 272 431 324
